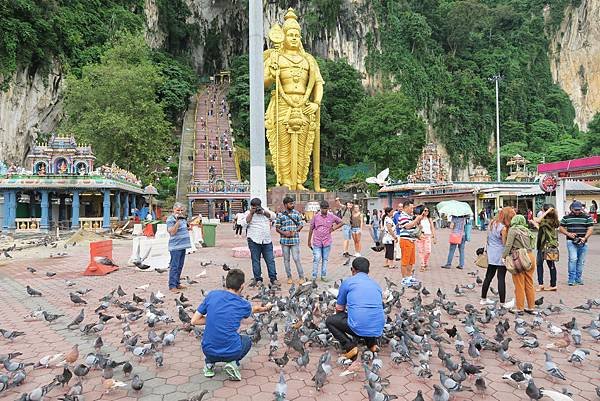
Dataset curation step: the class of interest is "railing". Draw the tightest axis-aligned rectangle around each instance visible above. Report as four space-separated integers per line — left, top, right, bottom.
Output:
188 182 249 193
1 173 142 189
15 218 41 231
79 217 119 230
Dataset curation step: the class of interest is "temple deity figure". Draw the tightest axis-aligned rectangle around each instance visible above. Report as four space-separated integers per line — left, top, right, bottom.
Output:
264 8 325 191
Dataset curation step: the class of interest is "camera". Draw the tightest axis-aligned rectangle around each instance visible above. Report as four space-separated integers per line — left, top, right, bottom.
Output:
255 206 264 214
572 236 582 244
176 215 186 220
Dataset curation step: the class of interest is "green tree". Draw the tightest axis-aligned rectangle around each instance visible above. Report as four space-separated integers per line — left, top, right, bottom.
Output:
583 113 600 156
61 33 172 181
350 92 426 179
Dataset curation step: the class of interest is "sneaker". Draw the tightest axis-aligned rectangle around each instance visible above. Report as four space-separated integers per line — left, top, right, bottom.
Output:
343 347 358 359
576 280 584 285
455 265 464 270
441 265 451 269
223 361 242 381
503 299 515 309
568 281 575 286
249 279 261 288
287 278 293 285
342 252 350 257
354 252 361 257
480 298 495 305
203 364 215 377
270 279 280 286
320 276 329 282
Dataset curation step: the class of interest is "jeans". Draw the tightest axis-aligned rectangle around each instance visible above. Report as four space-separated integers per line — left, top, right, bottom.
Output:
204 335 252 365
312 245 331 278
536 249 557 287
566 241 587 283
168 249 186 289
325 312 379 352
247 239 277 282
282 244 304 279
372 227 379 243
481 264 507 303
445 237 466 267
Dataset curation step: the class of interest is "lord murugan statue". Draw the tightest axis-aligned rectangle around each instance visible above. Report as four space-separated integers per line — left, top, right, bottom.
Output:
264 8 325 191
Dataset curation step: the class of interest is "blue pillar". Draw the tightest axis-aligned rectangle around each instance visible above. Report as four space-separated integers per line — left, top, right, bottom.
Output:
123 192 130 220
40 190 50 231
188 199 193 219
8 191 16 231
102 190 111 229
115 191 121 221
71 190 80 229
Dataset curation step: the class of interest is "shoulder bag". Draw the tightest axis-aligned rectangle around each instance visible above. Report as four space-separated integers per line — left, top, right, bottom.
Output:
449 231 464 245
505 231 533 274
475 248 488 269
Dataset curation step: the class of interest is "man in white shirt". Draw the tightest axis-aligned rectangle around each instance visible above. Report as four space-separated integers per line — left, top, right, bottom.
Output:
242 198 279 286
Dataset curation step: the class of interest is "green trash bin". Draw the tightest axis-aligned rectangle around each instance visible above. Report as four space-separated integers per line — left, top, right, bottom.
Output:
203 223 218 247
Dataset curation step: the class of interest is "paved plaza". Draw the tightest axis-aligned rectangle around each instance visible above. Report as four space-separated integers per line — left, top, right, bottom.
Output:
0 225 599 401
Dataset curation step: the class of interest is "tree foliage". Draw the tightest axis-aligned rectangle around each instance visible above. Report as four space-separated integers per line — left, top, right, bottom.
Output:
61 33 172 182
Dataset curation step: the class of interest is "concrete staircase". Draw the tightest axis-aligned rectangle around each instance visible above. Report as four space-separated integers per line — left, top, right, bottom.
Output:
175 95 197 204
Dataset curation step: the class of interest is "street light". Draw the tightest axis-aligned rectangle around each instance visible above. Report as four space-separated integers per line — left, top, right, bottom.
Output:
489 74 503 182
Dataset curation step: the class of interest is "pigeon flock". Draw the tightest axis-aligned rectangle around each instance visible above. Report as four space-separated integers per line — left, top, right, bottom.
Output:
1 248 600 401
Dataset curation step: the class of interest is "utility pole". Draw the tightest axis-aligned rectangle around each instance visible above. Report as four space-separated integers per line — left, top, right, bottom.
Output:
249 0 267 203
490 74 502 182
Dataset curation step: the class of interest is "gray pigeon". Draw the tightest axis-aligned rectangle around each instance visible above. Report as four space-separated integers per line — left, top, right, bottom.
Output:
525 379 543 400
273 370 287 401
67 309 85 329
364 384 397 401
131 374 144 391
26 285 43 296
439 370 471 392
544 352 566 380
432 384 450 401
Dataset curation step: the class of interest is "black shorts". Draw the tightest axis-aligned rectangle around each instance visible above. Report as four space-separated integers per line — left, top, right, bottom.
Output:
235 224 243 235
384 243 395 260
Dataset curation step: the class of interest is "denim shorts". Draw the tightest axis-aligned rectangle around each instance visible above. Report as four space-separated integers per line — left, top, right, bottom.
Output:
342 224 352 240
351 227 361 234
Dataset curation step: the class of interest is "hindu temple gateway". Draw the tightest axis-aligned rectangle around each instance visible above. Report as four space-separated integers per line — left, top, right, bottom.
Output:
0 134 146 232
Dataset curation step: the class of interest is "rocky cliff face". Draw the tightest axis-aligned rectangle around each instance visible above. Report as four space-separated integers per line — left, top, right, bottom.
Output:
550 0 600 131
0 63 63 163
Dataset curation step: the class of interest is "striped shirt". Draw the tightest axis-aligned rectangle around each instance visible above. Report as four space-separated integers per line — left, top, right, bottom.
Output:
560 212 593 240
397 211 416 240
166 215 191 251
275 209 304 246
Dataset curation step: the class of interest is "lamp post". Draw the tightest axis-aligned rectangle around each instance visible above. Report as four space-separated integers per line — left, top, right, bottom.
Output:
489 74 503 182
249 0 267 203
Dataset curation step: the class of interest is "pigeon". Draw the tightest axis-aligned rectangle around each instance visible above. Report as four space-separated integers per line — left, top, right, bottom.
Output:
65 345 79 364
274 370 287 401
534 296 544 306
34 353 65 369
474 376 487 394
502 371 531 389
42 311 64 323
46 271 56 277
439 370 470 392
27 267 37 273
540 389 575 401
413 390 425 401
26 285 43 296
122 362 133 377
525 379 543 400
364 384 397 401
0 329 25 341
567 348 589 364
432 384 450 401
94 256 117 266
67 309 85 329
135 284 150 291
272 352 289 368
544 352 566 380
116 285 126 297
131 374 144 391
102 378 127 391
183 390 210 400
69 293 87 305
73 364 90 379
54 366 73 386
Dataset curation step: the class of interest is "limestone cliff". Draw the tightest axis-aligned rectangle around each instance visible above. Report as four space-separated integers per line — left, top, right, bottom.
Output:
0 63 63 163
549 0 600 131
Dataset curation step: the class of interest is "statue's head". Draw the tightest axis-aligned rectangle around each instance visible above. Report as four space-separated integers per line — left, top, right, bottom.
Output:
283 8 302 50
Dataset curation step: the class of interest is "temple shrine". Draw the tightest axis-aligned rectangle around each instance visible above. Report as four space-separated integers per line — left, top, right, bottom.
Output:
407 143 449 183
0 134 146 232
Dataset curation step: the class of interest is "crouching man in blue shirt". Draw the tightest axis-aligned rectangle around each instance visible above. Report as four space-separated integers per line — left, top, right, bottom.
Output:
325 257 385 359
191 269 272 380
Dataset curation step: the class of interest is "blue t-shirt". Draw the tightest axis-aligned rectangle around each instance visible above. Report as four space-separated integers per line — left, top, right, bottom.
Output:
392 211 401 235
197 290 252 357
166 215 191 251
337 273 384 337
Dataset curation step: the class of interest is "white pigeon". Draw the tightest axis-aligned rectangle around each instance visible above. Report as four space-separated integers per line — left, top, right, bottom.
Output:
540 389 574 401
35 353 65 368
135 284 150 291
196 269 207 278
366 168 390 186
155 290 164 299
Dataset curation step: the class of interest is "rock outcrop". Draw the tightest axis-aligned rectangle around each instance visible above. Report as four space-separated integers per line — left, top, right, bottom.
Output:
0 63 63 163
549 0 600 131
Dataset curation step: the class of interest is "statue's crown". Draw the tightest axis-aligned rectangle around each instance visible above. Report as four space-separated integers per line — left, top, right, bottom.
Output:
283 8 301 32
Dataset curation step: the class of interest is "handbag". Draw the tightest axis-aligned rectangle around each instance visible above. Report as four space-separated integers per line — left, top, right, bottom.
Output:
543 246 559 261
464 220 473 242
475 250 488 269
449 231 463 245
506 231 533 274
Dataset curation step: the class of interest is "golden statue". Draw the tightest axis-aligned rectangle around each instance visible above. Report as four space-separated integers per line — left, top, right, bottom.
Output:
264 8 325 191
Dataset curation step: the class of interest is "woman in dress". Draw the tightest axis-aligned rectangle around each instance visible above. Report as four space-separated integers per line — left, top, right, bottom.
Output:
531 207 560 291
416 207 435 272
481 207 515 307
350 204 364 257
382 207 397 268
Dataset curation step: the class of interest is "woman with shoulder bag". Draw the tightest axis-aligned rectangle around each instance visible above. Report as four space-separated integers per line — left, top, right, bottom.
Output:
503 214 536 315
530 206 560 291
480 207 515 307
382 207 398 269
441 215 467 269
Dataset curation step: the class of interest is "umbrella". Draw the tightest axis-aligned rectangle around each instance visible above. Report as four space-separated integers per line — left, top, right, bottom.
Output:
436 200 473 217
